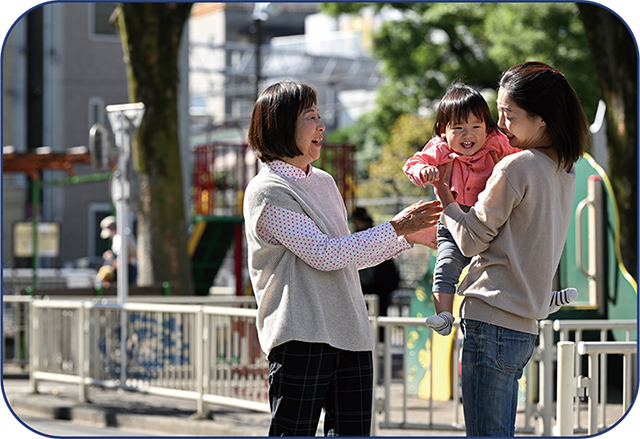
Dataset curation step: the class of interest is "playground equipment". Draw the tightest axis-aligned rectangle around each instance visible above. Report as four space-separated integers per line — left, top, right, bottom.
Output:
2 146 109 285
189 141 356 295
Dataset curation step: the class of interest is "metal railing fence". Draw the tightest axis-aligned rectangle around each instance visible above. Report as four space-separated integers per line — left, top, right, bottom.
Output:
370 318 637 436
557 340 637 436
4 294 637 436
551 320 637 435
372 317 466 433
28 299 271 413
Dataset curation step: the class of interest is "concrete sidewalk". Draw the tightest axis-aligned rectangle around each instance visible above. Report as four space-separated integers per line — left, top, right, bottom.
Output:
3 376 466 437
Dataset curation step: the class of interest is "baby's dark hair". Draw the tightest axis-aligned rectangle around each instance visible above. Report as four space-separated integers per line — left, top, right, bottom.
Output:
434 83 499 136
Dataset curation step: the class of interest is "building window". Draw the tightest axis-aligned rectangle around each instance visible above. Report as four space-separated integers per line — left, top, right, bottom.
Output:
89 3 118 40
89 97 105 129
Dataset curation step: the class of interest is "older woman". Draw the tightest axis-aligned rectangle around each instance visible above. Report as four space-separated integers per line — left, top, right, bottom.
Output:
243 81 442 436
432 62 589 436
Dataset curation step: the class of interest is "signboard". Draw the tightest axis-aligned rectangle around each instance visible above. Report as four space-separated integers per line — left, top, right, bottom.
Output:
13 222 61 258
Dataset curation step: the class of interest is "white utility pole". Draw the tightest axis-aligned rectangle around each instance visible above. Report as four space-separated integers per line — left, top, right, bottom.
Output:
105 102 145 386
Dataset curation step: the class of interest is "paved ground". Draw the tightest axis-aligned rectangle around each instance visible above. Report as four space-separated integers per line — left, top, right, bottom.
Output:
3 375 468 437
3 371 637 437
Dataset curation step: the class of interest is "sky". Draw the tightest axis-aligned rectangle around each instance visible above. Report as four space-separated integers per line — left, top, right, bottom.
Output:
1 1 639 438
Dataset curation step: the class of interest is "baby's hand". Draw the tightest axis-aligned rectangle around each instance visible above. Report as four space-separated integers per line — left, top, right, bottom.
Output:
420 166 440 185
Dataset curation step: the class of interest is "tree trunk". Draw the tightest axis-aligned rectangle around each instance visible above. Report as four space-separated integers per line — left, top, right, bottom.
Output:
578 3 637 280
113 3 194 294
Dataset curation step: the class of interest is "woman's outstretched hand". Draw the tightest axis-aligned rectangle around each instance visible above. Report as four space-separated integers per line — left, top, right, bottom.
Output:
389 199 442 239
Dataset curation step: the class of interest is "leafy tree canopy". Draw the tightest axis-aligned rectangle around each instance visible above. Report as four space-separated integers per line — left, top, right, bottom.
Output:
357 113 434 210
323 2 599 150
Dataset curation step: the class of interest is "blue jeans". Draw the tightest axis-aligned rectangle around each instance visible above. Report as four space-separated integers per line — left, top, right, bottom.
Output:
433 220 471 295
460 319 537 436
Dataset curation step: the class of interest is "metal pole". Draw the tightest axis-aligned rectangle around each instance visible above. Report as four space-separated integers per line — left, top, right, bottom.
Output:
254 18 262 102
383 324 392 425
196 306 205 416
106 102 145 386
599 329 607 431
31 179 41 287
29 302 38 394
78 303 87 402
370 316 378 437
538 320 554 436
557 341 575 436
114 113 129 387
586 352 599 435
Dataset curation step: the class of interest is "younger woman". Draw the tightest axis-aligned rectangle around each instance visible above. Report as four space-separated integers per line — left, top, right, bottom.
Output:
432 62 589 435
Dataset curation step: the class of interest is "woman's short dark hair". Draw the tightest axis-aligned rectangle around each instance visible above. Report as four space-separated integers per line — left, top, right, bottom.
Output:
499 61 589 169
248 81 318 163
434 83 499 137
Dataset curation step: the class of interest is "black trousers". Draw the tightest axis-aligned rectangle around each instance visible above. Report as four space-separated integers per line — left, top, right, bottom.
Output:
266 341 373 436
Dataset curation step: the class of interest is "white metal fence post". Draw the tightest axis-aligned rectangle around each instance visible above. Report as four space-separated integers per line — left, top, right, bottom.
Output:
370 316 378 437
195 306 205 417
538 320 554 436
383 323 392 426
29 300 38 394
78 302 87 402
584 348 600 435
557 341 575 436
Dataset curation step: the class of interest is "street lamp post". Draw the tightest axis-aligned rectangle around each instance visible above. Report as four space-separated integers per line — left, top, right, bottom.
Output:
104 102 145 386
253 17 263 102
251 3 282 101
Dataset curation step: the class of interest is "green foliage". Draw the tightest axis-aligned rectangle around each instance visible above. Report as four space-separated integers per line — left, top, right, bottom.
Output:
358 113 434 201
323 2 601 181
321 3 371 16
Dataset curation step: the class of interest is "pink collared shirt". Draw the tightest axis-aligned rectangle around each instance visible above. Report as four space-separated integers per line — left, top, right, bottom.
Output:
403 130 520 206
256 160 411 271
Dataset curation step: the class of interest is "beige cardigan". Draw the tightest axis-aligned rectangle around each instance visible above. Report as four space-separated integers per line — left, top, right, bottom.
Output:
442 149 576 334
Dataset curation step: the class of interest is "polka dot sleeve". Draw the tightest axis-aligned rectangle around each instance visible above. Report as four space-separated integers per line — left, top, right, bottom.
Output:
257 203 411 271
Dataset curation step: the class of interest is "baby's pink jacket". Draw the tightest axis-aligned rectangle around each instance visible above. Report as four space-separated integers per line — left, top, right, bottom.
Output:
403 130 520 206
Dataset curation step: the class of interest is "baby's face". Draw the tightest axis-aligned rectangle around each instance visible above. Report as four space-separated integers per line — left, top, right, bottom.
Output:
442 115 487 156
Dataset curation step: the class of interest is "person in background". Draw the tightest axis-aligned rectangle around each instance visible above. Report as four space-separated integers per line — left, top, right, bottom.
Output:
352 206 400 324
243 81 442 436
429 62 589 436
100 215 137 285
96 264 115 289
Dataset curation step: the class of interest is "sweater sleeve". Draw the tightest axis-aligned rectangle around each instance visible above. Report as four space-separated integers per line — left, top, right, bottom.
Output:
441 164 522 257
258 203 411 271
403 137 451 186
